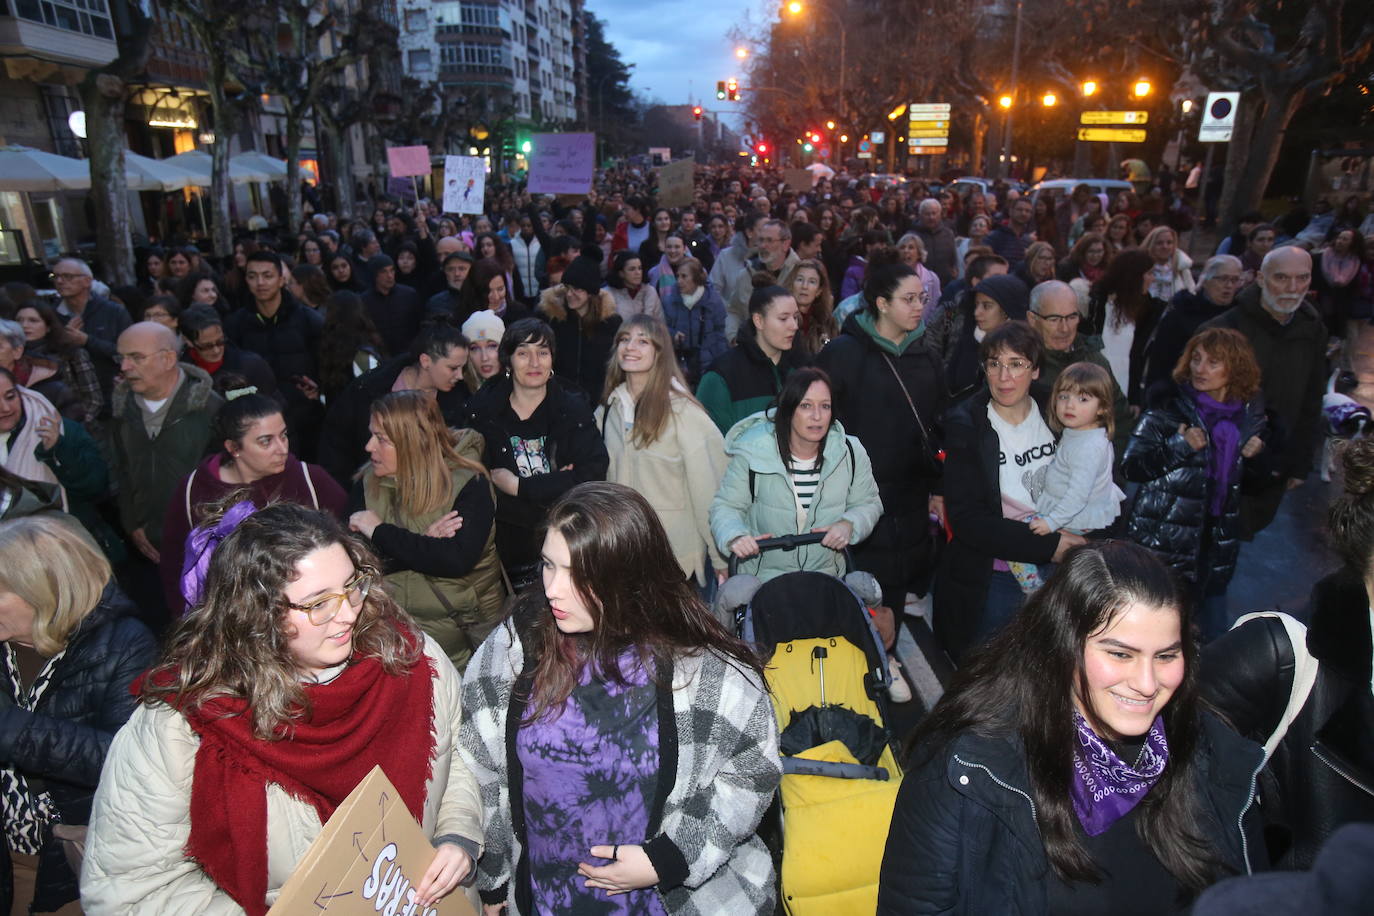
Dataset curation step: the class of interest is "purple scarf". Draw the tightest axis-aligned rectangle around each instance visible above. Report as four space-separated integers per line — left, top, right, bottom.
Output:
179 500 258 610
1192 389 1245 517
1068 710 1169 836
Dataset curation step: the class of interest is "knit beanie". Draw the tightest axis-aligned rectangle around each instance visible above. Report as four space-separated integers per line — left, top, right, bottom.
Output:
976 274 1031 321
562 256 603 296
461 309 505 344
366 253 395 275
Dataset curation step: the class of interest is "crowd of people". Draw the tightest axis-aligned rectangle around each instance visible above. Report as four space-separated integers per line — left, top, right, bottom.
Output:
0 159 1370 914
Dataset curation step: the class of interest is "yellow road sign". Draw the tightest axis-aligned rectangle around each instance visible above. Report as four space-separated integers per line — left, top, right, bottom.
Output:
907 129 949 139
1079 110 1149 125
1077 127 1148 143
907 120 949 130
909 146 947 155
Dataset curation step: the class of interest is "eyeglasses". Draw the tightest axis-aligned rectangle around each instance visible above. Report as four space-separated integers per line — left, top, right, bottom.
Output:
1209 275 1244 285
285 570 375 625
50 272 85 282
895 292 928 306
193 337 226 353
1033 311 1080 326
115 348 173 365
985 358 1034 377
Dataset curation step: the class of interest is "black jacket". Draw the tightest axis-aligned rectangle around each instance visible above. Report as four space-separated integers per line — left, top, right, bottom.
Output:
361 283 424 357
223 291 323 401
0 581 156 913
1202 568 1374 869
877 714 1265 915
181 343 280 403
1200 287 1326 482
1121 382 1268 590
933 387 1060 660
1143 288 1233 393
318 356 471 487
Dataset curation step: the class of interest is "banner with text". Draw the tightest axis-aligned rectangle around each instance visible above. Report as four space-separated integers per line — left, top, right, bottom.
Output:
527 132 595 195
656 158 696 208
442 156 487 215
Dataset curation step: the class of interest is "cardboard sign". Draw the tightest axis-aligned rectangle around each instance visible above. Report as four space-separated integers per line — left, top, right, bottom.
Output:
442 156 487 215
527 132 595 195
268 766 476 915
656 158 695 208
782 168 813 191
387 145 432 178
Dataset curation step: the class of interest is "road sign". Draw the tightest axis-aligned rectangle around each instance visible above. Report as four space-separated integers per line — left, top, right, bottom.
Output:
904 129 946 140
908 103 951 116
857 138 874 154
857 151 874 159
1199 91 1240 142
907 120 949 131
1076 127 1147 143
1079 110 1149 125
907 137 948 147
909 147 947 156
870 130 885 144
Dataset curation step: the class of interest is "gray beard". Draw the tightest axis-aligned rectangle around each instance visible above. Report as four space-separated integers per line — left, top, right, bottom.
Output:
1261 287 1303 315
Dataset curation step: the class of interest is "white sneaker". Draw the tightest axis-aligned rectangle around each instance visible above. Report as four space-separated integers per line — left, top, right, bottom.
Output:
887 656 913 703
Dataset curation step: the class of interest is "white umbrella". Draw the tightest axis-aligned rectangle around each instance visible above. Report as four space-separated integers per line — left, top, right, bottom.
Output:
165 150 275 185
0 145 91 191
230 151 289 181
124 151 208 190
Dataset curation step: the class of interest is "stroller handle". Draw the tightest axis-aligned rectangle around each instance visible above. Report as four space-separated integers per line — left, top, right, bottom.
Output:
727 532 855 578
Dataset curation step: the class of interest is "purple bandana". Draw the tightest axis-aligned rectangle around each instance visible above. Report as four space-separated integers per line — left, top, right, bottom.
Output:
179 500 258 612
1068 710 1169 836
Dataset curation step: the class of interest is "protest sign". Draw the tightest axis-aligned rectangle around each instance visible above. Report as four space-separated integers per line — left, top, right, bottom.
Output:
656 158 695 208
527 132 595 195
442 156 487 215
387 146 432 178
783 168 814 191
268 766 476 916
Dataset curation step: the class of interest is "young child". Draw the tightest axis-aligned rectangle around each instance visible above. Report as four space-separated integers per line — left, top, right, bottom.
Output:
1007 362 1126 592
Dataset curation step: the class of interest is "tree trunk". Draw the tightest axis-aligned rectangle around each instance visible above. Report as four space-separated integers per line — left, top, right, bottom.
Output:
285 107 304 233
1216 92 1259 234
1221 86 1305 230
81 74 134 286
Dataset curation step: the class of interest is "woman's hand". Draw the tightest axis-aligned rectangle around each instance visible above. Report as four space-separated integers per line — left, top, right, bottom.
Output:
578 844 659 896
348 510 383 539
813 520 854 551
491 468 520 496
1028 517 1052 535
413 843 471 908
1052 530 1087 562
1241 435 1264 459
1178 423 1208 451
482 905 506 916
35 415 61 451
928 494 946 528
729 534 770 558
424 511 464 538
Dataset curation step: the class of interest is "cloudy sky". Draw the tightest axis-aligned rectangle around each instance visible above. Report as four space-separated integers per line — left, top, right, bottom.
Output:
586 0 767 115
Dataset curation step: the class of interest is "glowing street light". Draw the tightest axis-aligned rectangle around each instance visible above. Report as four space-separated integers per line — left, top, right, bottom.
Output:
1081 80 1098 97
839 133 848 142
1042 92 1057 107
825 120 835 130
735 47 749 59
998 95 1013 109
1181 99 1194 114
787 1 802 13
1133 79 1152 98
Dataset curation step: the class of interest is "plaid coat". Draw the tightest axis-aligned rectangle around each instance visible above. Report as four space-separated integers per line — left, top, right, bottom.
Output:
458 609 781 915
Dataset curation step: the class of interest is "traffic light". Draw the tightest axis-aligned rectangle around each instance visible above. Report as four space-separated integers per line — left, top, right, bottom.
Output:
716 81 727 100
727 78 739 102
692 105 703 121
756 141 768 154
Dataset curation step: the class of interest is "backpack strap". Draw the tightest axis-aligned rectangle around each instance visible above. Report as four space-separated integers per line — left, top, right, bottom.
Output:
184 468 197 527
301 462 320 510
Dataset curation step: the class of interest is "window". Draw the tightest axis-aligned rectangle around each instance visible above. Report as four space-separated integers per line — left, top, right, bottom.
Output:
13 0 115 39
404 9 427 31
440 43 508 69
408 49 432 72
460 3 500 28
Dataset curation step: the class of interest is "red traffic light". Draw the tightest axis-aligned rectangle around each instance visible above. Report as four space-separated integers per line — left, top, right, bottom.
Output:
756 142 768 154
692 105 703 120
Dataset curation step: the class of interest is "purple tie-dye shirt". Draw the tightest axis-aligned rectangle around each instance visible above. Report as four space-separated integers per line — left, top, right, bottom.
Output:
517 654 666 915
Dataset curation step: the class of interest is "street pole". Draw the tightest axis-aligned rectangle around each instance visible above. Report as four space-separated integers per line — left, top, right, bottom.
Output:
999 0 1024 180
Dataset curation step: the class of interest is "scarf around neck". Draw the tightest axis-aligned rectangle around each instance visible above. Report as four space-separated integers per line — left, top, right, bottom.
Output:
1069 709 1169 836
148 623 436 915
1192 387 1245 516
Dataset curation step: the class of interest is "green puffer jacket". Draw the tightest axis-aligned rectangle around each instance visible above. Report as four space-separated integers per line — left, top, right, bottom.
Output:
709 411 883 580
363 429 507 671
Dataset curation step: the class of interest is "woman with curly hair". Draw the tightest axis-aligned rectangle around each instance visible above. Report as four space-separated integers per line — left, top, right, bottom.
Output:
82 503 483 913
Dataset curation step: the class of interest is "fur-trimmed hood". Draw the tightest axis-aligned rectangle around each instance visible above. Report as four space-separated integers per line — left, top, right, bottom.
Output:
536 285 617 326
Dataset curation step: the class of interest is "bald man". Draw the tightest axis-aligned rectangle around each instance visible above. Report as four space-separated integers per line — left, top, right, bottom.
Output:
108 322 224 570
1202 245 1323 536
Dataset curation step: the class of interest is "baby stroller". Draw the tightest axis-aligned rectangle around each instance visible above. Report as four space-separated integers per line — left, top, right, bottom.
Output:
721 534 903 915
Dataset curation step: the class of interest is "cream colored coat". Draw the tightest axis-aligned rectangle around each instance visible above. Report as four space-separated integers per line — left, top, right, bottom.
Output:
79 635 483 914
597 384 728 584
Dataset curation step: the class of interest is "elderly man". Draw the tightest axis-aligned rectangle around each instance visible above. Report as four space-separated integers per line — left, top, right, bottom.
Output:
1143 255 1245 392
728 218 800 341
50 257 131 413
915 199 959 287
1029 280 1133 456
1202 245 1324 535
109 322 222 567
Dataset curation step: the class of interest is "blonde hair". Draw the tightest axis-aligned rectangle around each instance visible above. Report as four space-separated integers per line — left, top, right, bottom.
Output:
367 391 487 517
1048 361 1115 438
601 315 707 447
0 515 112 655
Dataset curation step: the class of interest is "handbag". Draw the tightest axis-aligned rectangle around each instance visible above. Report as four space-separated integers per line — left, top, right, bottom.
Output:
880 353 944 479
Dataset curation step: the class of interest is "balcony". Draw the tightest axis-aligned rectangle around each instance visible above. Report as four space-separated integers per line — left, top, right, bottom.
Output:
439 63 515 90
0 7 116 70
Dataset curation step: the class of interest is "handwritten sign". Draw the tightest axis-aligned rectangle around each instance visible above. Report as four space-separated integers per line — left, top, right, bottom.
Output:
527 132 594 195
783 168 813 191
387 145 432 178
656 158 695 208
268 766 476 915
442 156 487 215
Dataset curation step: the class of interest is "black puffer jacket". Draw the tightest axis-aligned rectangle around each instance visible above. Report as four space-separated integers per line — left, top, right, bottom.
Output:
0 581 156 913
223 291 323 401
877 714 1265 914
1142 288 1233 393
1202 568 1374 870
1120 382 1268 589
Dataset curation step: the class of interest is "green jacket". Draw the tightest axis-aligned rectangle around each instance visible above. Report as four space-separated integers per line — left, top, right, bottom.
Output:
1040 334 1134 458
108 365 222 546
364 428 506 672
36 418 125 563
709 411 883 580
696 334 808 435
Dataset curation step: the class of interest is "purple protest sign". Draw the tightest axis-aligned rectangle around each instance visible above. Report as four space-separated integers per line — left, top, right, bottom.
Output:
386 145 431 178
527 133 594 195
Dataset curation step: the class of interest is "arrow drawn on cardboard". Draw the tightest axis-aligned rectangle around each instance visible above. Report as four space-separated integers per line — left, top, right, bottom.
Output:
313 884 353 909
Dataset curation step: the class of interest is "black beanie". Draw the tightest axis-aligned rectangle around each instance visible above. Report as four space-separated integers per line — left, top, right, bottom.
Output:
976 274 1030 321
562 256 602 296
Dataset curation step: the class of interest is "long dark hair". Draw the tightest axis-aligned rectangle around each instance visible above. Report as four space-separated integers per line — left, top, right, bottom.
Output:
908 541 1223 891
772 366 833 474
522 482 764 723
1091 248 1155 329
861 252 915 318
318 291 383 394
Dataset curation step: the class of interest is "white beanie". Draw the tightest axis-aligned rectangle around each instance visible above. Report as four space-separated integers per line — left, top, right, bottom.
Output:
461 309 504 344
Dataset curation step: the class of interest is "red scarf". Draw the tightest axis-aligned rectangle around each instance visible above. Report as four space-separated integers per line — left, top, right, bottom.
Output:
147 626 437 915
188 347 224 375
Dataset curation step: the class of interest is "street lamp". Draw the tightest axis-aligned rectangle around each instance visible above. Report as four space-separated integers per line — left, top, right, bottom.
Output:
735 47 749 59
1042 92 1057 107
1133 79 1152 98
998 95 1013 109
787 1 802 13
825 119 835 130
1081 80 1098 97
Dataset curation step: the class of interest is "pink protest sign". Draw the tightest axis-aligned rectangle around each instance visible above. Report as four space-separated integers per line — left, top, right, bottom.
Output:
386 145 431 178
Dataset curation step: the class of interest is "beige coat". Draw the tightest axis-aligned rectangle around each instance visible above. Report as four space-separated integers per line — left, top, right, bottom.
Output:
79 635 483 914
597 384 727 584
